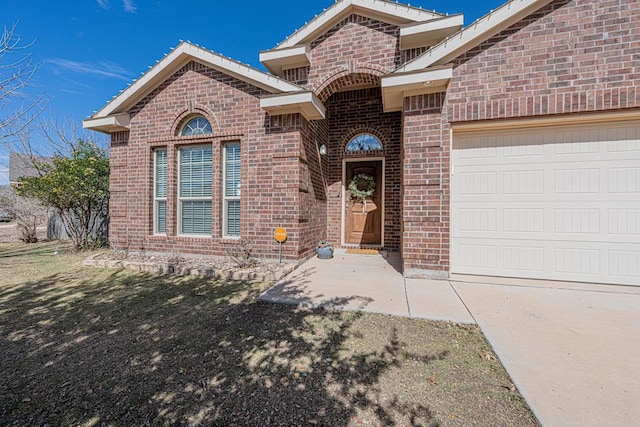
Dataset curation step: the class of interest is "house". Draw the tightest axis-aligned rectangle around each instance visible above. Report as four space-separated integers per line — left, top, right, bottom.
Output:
83 0 640 286
8 152 52 187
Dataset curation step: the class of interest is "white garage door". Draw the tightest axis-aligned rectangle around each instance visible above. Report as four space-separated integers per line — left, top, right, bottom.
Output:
452 121 640 286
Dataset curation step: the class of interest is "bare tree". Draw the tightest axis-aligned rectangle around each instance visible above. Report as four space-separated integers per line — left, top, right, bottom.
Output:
38 116 108 155
0 186 47 243
0 23 48 145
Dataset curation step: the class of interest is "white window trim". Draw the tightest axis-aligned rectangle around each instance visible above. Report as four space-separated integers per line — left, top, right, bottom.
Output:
223 142 241 239
153 148 167 235
180 116 213 137
178 145 213 237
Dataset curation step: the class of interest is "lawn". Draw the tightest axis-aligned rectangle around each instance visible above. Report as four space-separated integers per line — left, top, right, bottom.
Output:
0 242 537 426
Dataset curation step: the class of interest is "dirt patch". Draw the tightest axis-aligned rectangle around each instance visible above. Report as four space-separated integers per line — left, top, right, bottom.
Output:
0 242 538 426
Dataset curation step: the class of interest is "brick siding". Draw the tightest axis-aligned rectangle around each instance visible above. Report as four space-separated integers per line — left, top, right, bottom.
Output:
109 61 304 260
326 87 402 251
401 93 450 272
448 0 640 122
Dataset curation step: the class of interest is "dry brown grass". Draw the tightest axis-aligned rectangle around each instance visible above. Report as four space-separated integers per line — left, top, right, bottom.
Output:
0 241 537 426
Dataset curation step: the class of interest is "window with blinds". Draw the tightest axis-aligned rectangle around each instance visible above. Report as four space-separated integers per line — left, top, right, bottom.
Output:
224 143 241 237
179 145 212 235
154 149 167 234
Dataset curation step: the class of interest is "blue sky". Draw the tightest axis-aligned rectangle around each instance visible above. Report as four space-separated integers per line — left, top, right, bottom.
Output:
0 0 505 184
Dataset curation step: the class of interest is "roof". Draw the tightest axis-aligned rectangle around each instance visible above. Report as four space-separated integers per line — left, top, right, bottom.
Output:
396 0 556 72
381 0 556 110
275 0 443 49
84 0 561 126
88 42 304 120
9 152 52 183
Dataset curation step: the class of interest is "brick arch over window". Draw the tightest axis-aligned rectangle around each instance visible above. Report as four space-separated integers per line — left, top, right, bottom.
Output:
340 126 389 157
171 104 220 137
314 63 388 103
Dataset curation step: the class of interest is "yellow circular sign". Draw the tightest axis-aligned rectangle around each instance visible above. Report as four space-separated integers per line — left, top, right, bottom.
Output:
274 227 287 243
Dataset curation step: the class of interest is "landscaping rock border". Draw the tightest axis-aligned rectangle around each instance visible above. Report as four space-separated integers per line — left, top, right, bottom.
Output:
83 252 297 282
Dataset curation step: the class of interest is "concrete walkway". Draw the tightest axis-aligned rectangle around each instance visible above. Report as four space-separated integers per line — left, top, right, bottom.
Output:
259 253 640 426
258 251 474 324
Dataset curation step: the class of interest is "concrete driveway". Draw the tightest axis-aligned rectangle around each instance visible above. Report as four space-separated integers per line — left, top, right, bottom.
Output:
259 253 640 426
453 279 640 427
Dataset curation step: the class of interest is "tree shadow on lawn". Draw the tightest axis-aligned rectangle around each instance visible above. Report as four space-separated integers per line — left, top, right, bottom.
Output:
1 267 448 426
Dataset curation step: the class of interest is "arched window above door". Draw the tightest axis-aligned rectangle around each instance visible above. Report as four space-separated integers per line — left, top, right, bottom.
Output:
346 133 383 152
180 116 212 136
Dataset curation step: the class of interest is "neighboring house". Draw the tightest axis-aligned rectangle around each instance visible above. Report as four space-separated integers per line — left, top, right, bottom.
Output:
8 152 52 187
83 0 640 286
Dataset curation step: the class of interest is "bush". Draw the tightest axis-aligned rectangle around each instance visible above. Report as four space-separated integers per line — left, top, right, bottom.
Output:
18 140 109 250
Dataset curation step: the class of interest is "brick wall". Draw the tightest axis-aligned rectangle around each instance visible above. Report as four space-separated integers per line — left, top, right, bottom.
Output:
298 119 329 257
326 87 402 251
275 14 410 253
109 131 129 250
281 14 401 94
449 0 640 122
109 61 304 260
401 93 450 274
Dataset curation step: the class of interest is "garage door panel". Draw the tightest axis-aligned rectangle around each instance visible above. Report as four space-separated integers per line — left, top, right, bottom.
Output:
609 209 640 235
455 167 640 204
455 202 640 241
609 249 640 278
452 121 640 286
454 239 640 285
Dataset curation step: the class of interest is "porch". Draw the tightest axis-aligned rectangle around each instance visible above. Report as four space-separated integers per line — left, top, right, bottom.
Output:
258 250 473 323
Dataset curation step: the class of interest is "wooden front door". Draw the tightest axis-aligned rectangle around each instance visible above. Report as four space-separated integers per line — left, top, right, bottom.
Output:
345 161 382 245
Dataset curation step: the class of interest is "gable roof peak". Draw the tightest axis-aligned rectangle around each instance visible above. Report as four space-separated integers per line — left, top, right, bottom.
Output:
275 0 445 49
396 0 555 72
87 41 303 121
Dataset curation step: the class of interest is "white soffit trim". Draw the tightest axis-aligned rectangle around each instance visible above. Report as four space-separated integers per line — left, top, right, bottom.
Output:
90 42 302 119
452 110 640 133
83 113 131 133
260 92 326 121
276 0 442 49
398 0 555 72
381 66 452 112
259 45 311 76
400 14 464 50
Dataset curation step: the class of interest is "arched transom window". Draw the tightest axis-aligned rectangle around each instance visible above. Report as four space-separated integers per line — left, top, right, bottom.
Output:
346 133 383 152
181 116 212 136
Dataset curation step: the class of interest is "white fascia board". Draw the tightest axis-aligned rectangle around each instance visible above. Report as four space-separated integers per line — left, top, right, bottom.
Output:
382 66 453 89
276 0 442 49
260 92 326 121
91 42 302 119
381 66 452 111
398 0 555 72
400 14 463 50
82 113 131 133
259 45 311 76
